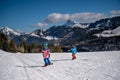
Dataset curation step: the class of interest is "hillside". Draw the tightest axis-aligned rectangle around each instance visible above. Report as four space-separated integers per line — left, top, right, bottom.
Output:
0 50 120 80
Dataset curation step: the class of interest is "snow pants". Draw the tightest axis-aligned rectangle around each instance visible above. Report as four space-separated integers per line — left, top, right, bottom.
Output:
44 58 51 65
72 54 76 59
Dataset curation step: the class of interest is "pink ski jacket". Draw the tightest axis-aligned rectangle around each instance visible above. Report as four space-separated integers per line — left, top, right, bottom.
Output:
42 49 50 58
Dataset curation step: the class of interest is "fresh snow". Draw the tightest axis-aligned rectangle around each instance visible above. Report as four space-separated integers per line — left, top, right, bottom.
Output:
0 50 120 80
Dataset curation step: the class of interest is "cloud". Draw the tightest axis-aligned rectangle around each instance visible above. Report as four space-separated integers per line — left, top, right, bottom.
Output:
110 10 120 17
70 12 105 23
44 13 70 23
44 12 105 23
33 22 48 27
34 11 120 28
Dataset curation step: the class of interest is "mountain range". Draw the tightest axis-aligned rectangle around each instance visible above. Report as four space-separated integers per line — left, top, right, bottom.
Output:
0 16 120 47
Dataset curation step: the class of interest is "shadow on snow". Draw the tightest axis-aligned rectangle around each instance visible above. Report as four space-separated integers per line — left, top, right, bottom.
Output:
51 59 71 62
16 65 41 68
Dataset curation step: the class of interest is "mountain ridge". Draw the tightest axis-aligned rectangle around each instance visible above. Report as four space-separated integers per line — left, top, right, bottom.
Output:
0 16 120 46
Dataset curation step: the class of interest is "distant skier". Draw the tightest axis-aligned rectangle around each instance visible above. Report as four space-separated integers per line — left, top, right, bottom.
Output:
68 45 77 60
42 43 52 67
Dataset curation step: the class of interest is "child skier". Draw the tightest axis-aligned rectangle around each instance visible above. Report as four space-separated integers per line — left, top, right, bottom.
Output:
68 45 77 60
42 43 52 67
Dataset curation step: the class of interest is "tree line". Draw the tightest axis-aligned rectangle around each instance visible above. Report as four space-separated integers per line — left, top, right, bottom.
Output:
0 32 63 53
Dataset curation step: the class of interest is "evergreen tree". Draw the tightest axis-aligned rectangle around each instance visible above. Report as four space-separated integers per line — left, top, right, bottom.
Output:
20 40 28 53
0 32 9 51
8 40 17 52
2 40 9 51
49 45 63 52
27 44 31 53
31 43 37 49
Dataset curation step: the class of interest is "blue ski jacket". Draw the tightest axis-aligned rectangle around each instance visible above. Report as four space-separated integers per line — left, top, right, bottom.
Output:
68 47 77 54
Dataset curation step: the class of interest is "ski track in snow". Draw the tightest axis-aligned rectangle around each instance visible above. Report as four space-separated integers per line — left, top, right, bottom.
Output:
0 50 120 80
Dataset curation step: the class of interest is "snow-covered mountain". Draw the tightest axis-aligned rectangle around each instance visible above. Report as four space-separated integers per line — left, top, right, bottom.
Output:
64 20 75 27
45 25 73 38
0 27 20 38
48 16 120 42
45 20 90 39
0 16 120 46
30 29 58 40
89 16 120 30
0 27 45 45
30 29 44 37
0 27 56 45
0 50 120 80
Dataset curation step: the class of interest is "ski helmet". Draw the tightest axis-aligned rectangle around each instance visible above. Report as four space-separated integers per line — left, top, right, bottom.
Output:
43 43 48 48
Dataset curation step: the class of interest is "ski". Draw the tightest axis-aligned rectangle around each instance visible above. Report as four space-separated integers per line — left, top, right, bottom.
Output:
42 63 53 67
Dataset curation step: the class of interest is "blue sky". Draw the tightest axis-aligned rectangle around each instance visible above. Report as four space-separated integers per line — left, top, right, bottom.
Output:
0 0 120 32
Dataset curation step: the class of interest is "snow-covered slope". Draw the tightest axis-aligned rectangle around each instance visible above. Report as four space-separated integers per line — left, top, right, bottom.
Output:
95 26 120 37
30 29 43 37
113 26 120 35
72 23 88 29
30 30 58 40
0 50 120 80
89 16 120 29
43 36 58 40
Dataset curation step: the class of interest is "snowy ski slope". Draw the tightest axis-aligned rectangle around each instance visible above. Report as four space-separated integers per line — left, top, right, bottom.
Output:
0 50 120 80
